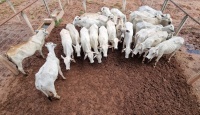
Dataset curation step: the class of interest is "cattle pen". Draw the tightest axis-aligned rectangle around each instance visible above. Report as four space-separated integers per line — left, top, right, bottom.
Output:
0 0 200 114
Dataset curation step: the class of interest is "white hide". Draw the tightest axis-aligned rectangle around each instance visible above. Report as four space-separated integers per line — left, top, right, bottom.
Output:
110 8 126 23
138 5 163 16
89 24 102 63
99 26 109 57
60 29 75 70
116 17 125 40
139 31 170 53
35 42 66 101
80 27 95 63
122 22 133 58
66 23 81 57
101 7 112 17
80 13 108 26
106 20 120 49
129 11 172 32
89 24 99 53
146 36 184 66
6 28 48 74
135 21 163 33
73 16 104 29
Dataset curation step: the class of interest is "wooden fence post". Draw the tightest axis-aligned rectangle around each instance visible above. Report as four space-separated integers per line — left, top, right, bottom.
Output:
0 55 19 75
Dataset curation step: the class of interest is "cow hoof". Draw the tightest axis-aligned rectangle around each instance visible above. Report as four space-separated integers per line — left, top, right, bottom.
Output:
56 95 60 99
48 96 52 102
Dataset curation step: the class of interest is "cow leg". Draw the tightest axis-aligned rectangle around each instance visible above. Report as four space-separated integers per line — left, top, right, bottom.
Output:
123 42 125 49
16 61 26 75
58 65 66 79
142 51 148 63
51 87 60 99
168 51 176 63
154 55 162 68
39 48 45 58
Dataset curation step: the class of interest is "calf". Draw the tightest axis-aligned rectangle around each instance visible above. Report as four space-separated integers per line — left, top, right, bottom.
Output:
122 22 133 58
60 29 75 70
80 27 96 63
146 36 184 67
6 28 48 75
35 42 66 101
66 23 81 57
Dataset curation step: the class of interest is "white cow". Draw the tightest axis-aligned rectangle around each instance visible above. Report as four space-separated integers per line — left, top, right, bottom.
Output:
73 16 103 29
129 11 172 32
60 29 75 70
35 42 66 101
80 27 96 63
146 36 184 67
89 24 102 63
99 26 109 57
122 22 133 58
116 17 125 40
80 13 108 26
135 21 163 33
6 28 48 75
107 19 120 49
111 8 126 23
66 23 81 57
89 24 99 53
133 24 175 56
138 5 163 16
101 7 112 17
138 31 170 53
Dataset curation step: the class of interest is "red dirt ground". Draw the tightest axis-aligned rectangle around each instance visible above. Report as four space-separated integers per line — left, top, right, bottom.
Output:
0 0 200 114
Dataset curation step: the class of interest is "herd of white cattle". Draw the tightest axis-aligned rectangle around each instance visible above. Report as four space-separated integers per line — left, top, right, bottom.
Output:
5 5 184 101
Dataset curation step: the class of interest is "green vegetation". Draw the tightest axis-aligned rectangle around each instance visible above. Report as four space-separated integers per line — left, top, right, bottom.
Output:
0 0 6 4
55 19 62 27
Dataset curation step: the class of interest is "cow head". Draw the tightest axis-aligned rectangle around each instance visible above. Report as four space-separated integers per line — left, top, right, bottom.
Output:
84 51 95 63
61 55 76 70
146 47 159 60
122 47 132 58
72 44 81 57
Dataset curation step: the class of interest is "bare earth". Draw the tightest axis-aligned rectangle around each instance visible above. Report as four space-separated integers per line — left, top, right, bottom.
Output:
0 0 200 114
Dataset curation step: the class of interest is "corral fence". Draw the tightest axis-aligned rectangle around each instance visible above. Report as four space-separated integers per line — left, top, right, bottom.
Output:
0 0 64 34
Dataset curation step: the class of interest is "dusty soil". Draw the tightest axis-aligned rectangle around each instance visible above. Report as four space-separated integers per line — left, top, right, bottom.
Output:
0 0 200 114
0 25 199 114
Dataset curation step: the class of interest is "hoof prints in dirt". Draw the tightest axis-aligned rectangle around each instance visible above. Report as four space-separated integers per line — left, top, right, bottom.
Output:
0 26 199 114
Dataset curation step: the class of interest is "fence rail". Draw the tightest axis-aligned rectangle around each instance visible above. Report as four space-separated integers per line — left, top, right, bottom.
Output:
161 0 200 35
0 0 38 26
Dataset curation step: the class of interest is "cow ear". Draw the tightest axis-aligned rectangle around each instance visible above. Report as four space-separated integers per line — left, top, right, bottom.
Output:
122 48 125 52
108 45 113 48
70 58 76 63
84 54 88 60
93 55 97 59
61 55 65 59
126 30 130 33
